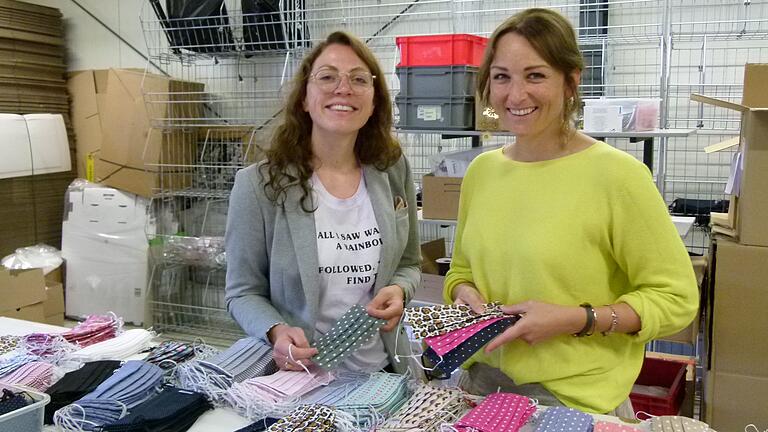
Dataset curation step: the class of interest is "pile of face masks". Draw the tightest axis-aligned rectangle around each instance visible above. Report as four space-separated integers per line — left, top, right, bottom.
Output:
404 303 519 380
0 387 33 416
451 392 537 432
144 340 196 368
173 337 276 406
313 304 386 370
335 372 410 429
299 371 369 406
648 416 716 432
54 360 164 431
225 368 334 420
68 329 155 362
594 421 643 431
0 361 53 391
0 335 20 355
263 404 358 432
19 333 76 362
44 360 123 424
378 384 466 431
98 386 211 432
62 313 122 347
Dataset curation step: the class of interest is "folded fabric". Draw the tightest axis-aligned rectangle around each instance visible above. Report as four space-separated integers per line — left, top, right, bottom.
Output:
0 352 40 378
649 416 715 432
299 372 368 406
336 372 410 428
62 313 122 347
0 387 32 416
313 304 385 370
68 329 154 362
424 316 507 356
378 384 465 431
533 406 594 431
404 302 506 339
455 392 536 432
266 404 357 432
144 340 196 369
99 386 211 432
423 317 517 380
0 335 21 355
205 337 277 382
235 418 280 432
0 361 53 391
20 333 77 361
44 360 123 424
594 421 643 432
54 361 164 431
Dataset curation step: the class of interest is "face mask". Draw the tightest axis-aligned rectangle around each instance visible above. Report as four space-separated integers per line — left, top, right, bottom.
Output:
145 340 195 368
533 406 594 431
648 416 715 432
0 388 32 416
0 361 53 391
267 404 337 432
425 316 511 356
595 421 643 432
98 386 211 432
207 337 276 382
312 304 385 370
62 313 122 347
455 392 537 432
44 360 123 424
379 384 465 430
0 335 20 355
422 317 517 380
299 371 368 406
69 329 155 362
405 302 506 339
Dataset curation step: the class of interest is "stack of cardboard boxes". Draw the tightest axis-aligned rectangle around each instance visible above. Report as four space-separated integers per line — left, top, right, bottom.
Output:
691 64 768 429
0 266 65 325
0 0 75 257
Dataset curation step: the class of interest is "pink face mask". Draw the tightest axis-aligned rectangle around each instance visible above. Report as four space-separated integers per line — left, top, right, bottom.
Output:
424 316 506 356
455 392 536 432
595 421 643 432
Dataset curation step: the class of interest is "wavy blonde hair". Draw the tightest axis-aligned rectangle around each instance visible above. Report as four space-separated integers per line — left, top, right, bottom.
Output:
262 31 401 211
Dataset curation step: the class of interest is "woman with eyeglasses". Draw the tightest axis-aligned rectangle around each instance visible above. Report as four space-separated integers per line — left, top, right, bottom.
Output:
225 31 419 374
444 9 698 415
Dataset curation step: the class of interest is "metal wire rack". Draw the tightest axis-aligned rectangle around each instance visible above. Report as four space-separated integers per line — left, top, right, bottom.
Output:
138 0 768 346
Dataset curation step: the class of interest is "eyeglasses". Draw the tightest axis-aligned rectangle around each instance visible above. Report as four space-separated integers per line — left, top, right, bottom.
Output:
309 69 376 92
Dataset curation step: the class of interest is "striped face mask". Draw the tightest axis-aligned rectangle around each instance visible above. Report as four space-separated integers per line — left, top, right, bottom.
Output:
454 392 537 432
533 406 594 431
312 304 385 370
404 302 506 339
422 317 517 380
0 361 53 391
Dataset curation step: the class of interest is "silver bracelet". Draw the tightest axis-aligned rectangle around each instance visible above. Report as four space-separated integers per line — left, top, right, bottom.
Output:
601 305 618 336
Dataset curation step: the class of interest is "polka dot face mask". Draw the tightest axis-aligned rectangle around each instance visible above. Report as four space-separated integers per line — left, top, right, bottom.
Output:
533 406 594 431
594 421 643 432
649 416 716 432
422 317 518 380
455 392 537 432
312 304 385 370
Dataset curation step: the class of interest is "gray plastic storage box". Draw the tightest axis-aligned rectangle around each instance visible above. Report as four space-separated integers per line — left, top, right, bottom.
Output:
395 96 475 130
0 385 50 432
396 65 478 98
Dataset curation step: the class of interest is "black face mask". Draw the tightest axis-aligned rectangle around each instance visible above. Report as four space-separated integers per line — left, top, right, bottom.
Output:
44 360 122 424
422 317 517 380
98 386 211 432
0 388 32 416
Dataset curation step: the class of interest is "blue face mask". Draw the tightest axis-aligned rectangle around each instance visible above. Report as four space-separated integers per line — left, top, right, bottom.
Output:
207 337 276 382
533 406 594 431
422 317 517 380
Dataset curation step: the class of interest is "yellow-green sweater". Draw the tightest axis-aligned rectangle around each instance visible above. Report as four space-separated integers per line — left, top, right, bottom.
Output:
443 142 698 413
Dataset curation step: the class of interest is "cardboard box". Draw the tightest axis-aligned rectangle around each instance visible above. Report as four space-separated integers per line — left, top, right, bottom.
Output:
422 174 462 220
656 256 705 344
1 302 46 322
43 282 64 317
0 267 48 323
67 69 202 197
692 63 768 246
45 312 64 326
709 238 768 377
417 238 447 305
705 370 768 430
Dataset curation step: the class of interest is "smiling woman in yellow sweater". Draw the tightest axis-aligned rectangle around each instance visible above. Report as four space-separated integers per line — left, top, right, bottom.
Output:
443 9 698 416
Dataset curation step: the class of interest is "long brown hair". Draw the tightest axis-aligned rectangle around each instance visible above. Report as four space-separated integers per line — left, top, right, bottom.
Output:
477 8 584 138
262 31 402 211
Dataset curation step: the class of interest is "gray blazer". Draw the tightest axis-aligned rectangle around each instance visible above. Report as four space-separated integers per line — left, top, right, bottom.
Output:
224 155 421 374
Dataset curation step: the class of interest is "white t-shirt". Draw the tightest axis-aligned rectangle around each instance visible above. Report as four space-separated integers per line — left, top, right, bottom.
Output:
311 173 389 372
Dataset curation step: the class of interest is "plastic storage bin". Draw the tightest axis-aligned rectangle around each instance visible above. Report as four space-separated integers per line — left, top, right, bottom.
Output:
629 357 687 417
395 96 475 130
396 34 488 67
396 66 478 98
0 385 50 432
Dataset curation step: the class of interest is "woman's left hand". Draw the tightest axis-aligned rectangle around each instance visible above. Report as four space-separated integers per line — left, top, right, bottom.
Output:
366 285 405 332
484 301 584 352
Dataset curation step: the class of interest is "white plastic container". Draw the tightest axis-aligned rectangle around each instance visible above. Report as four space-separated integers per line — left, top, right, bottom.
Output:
0 385 50 432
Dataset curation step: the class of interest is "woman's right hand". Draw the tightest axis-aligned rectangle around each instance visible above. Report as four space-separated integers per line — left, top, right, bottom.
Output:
452 283 486 314
268 324 318 371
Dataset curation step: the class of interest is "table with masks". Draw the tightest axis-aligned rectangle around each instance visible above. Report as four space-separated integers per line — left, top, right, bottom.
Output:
0 307 714 432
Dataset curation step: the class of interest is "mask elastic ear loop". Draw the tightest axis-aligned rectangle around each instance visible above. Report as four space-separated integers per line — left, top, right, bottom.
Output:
745 425 760 432
392 311 408 363
636 410 655 421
